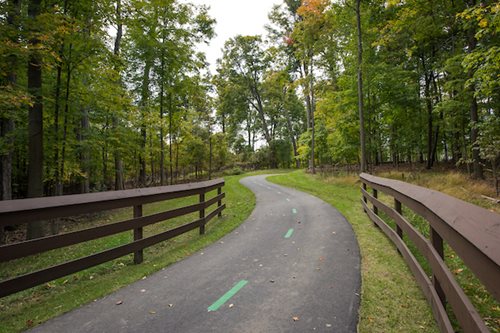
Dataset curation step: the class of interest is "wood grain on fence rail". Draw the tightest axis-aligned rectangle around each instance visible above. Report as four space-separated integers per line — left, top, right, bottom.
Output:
0 179 225 298
360 173 499 333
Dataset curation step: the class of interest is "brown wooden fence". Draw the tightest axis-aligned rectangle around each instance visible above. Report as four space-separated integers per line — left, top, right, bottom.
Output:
0 179 225 298
360 173 500 333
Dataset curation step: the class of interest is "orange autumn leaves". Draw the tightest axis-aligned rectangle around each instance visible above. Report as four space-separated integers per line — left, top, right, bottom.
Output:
297 0 329 17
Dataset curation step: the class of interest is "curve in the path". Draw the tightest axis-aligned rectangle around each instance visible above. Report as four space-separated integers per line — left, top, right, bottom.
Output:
29 175 361 333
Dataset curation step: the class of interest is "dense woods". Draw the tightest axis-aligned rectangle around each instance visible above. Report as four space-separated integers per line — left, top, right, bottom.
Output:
0 0 499 204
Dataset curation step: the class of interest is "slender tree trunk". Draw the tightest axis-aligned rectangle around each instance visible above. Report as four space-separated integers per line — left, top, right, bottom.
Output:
169 92 173 185
421 57 435 170
0 120 14 201
159 55 165 185
53 56 63 194
356 0 367 173
466 19 483 179
27 0 44 239
1 0 20 201
52 0 67 195
208 134 212 180
79 105 90 193
309 55 316 174
113 0 124 190
175 136 179 183
139 60 151 187
102 138 108 189
284 108 299 168
58 43 73 195
149 134 154 184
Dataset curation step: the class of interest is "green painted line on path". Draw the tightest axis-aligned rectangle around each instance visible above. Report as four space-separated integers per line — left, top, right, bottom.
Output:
207 280 248 312
292 208 297 214
284 228 294 239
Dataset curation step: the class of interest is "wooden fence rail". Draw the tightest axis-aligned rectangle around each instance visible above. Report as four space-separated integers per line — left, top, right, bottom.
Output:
360 173 500 333
0 179 225 298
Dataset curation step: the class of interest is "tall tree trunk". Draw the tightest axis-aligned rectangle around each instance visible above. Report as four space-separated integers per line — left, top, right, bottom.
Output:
175 136 179 183
284 108 299 168
466 15 483 179
53 54 63 194
58 43 73 195
169 92 174 185
309 55 316 174
301 59 316 173
79 105 90 193
421 55 435 170
113 0 125 190
149 134 154 184
52 0 67 195
208 134 212 180
356 0 367 173
159 55 165 186
1 0 20 201
429 71 442 168
0 120 14 201
27 0 44 239
139 60 151 187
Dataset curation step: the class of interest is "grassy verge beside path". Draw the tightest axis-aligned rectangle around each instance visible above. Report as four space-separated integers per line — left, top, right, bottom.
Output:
0 170 288 333
268 170 439 333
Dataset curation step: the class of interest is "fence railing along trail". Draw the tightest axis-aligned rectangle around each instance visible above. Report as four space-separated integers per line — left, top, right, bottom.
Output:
360 173 499 333
0 179 225 298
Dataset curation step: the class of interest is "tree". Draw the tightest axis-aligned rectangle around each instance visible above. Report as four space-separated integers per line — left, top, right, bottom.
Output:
355 0 367 172
0 0 22 200
27 0 44 238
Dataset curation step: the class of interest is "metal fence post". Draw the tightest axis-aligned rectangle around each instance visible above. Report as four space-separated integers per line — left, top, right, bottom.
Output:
133 205 143 264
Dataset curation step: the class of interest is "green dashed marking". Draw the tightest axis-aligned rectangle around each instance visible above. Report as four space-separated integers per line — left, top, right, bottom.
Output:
284 228 294 239
292 208 297 214
207 280 248 312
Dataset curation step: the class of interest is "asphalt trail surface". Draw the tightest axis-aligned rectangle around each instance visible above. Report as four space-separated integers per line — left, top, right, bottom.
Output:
30 175 360 333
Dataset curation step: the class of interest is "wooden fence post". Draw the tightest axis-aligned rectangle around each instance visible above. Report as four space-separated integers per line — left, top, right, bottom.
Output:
217 186 222 218
395 199 403 239
395 198 403 255
431 227 446 306
199 192 205 235
133 205 143 264
362 182 368 213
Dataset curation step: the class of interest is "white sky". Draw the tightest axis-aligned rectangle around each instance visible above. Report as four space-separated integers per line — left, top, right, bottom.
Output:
188 0 282 74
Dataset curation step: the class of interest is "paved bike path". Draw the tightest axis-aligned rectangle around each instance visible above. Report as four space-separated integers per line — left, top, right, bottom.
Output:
30 175 360 332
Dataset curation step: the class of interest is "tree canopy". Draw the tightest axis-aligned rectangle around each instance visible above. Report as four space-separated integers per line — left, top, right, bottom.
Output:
1 0 498 208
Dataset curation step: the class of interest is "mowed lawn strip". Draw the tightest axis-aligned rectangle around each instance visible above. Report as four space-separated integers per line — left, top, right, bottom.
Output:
268 170 439 333
0 170 289 333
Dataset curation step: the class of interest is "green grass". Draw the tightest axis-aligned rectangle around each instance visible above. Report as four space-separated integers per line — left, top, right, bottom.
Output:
0 170 288 333
267 170 439 333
